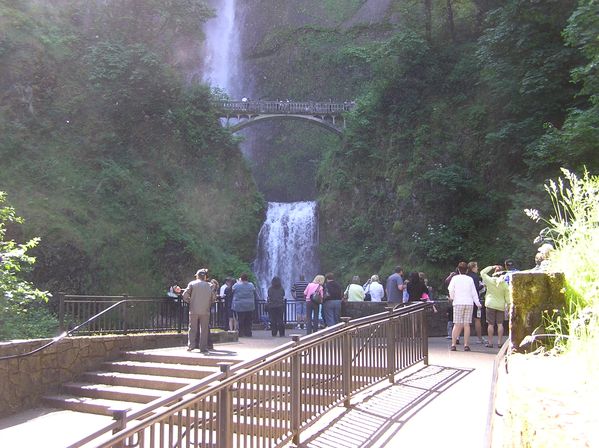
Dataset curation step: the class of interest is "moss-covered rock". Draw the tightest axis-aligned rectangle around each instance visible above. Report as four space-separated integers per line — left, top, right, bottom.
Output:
510 272 566 352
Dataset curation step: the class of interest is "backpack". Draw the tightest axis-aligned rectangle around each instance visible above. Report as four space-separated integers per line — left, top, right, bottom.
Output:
310 287 323 304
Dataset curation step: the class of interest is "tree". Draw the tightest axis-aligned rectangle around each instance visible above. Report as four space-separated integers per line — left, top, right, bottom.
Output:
0 192 56 340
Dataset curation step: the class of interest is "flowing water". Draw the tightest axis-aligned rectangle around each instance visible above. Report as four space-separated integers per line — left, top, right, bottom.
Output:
202 0 240 98
202 3 320 297
253 202 319 300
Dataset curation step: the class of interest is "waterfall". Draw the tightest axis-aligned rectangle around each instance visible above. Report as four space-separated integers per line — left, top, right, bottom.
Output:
201 3 320 300
202 0 240 98
253 202 320 300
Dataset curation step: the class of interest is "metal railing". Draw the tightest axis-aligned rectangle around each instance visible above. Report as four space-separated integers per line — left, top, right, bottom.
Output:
59 294 230 335
485 339 510 448
215 100 356 116
59 295 307 335
73 302 429 448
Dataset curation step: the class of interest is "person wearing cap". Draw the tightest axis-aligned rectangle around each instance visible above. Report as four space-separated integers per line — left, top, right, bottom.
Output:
182 269 215 353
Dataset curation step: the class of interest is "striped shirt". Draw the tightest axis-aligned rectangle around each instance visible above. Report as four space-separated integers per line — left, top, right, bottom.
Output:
291 280 309 300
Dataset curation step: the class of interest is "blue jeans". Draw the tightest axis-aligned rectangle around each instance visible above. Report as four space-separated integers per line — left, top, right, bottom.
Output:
306 301 320 334
323 300 341 326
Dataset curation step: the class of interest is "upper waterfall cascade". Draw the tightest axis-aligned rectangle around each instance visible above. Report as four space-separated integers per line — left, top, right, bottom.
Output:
202 0 240 98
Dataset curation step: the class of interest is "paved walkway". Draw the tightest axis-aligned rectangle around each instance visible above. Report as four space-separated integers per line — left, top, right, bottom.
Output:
293 337 497 448
0 333 497 448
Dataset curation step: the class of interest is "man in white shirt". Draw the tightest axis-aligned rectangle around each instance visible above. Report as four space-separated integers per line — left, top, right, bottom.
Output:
448 262 481 351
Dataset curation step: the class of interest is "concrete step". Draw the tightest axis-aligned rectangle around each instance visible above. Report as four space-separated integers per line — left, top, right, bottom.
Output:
103 361 219 379
61 382 165 404
122 351 244 367
81 371 192 391
42 395 140 416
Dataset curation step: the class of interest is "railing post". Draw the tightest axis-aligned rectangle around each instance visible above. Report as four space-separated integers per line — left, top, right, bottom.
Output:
421 306 429 366
217 363 233 448
176 297 182 333
58 292 65 333
385 307 396 383
291 334 302 445
340 317 352 407
122 294 128 335
111 408 129 448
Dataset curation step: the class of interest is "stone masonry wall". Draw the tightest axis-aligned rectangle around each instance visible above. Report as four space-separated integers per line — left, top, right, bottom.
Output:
0 333 186 417
341 300 450 337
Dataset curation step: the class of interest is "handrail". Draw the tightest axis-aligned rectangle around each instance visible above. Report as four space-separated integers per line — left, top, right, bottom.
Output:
485 338 510 448
71 302 428 448
0 300 127 361
214 99 356 116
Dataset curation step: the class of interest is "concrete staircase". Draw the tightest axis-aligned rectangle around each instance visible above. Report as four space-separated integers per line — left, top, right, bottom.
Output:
42 350 243 416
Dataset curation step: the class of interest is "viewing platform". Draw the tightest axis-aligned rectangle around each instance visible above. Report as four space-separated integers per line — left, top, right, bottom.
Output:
0 333 497 448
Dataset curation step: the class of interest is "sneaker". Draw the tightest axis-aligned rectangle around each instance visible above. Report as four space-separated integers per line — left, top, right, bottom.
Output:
445 335 452 339
477 339 485 344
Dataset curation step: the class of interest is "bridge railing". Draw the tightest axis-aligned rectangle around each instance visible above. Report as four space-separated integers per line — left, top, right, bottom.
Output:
74 302 429 448
215 100 355 115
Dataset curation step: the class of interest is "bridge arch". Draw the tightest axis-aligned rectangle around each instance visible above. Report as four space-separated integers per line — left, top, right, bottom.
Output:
226 114 343 136
214 100 354 137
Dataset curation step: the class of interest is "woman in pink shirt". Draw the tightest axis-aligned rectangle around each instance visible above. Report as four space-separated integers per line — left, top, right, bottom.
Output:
303 275 325 334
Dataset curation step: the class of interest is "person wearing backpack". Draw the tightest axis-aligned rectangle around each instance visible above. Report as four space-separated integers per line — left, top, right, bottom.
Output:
303 275 325 334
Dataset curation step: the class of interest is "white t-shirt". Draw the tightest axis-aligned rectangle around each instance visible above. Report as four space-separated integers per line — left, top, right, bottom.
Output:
219 284 227 298
366 281 385 302
448 274 481 307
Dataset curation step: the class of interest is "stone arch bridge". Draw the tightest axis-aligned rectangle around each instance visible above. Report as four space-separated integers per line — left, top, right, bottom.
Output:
214 100 355 135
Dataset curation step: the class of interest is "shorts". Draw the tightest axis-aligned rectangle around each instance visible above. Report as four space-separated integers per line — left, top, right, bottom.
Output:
486 308 504 325
453 304 473 324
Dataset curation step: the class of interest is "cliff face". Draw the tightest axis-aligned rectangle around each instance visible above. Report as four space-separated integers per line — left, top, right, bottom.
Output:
237 0 400 99
232 1 403 203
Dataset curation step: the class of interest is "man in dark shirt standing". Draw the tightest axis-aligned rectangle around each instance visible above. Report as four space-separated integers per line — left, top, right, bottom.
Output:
467 261 486 344
322 272 343 326
291 274 309 329
386 266 405 304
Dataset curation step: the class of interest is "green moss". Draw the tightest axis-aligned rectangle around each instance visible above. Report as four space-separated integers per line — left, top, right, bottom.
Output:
510 272 566 352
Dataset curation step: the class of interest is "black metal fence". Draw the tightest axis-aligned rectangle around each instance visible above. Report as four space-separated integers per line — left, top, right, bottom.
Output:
58 294 308 335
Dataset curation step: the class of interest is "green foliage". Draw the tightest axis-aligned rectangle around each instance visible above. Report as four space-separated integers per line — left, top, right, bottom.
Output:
0 0 264 298
0 192 56 340
527 169 599 354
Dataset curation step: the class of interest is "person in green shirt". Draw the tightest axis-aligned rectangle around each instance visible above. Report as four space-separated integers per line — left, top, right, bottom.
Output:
480 265 510 348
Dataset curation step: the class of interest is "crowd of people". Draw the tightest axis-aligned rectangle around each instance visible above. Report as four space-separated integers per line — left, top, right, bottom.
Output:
287 267 437 335
172 246 552 352
445 260 516 352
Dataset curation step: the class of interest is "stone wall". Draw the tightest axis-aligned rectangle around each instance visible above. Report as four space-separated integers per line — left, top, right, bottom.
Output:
341 300 450 337
0 333 186 417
